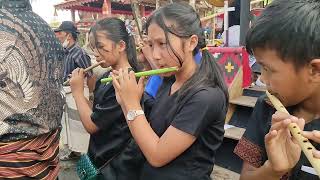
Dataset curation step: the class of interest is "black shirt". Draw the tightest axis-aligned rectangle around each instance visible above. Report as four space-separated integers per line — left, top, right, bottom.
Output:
88 72 131 168
141 79 227 180
234 95 320 180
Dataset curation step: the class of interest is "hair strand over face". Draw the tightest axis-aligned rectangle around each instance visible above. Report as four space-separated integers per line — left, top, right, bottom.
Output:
90 17 141 72
145 2 229 105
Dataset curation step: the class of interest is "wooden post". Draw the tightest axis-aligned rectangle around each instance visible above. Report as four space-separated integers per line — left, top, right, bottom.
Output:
108 0 112 15
224 0 229 46
102 0 112 17
130 0 143 39
54 8 58 17
140 4 145 17
212 7 216 42
240 0 250 45
222 0 236 47
71 9 75 22
225 68 244 123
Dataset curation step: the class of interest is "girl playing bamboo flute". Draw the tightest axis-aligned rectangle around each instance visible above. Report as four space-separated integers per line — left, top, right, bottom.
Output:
69 17 143 179
233 0 320 179
111 2 229 180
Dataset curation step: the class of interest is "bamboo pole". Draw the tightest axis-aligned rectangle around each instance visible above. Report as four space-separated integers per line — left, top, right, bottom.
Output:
200 11 224 22
212 7 216 42
130 0 143 40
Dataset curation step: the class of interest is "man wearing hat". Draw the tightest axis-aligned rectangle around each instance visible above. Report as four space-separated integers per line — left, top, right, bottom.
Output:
55 21 93 160
251 62 266 87
54 21 94 88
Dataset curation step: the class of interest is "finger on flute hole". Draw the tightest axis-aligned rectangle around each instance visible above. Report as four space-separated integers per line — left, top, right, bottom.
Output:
296 118 305 129
313 150 320 159
290 116 299 122
312 130 320 138
272 111 291 122
111 70 119 76
302 131 313 139
283 118 292 125
270 121 285 131
302 130 320 143
271 119 291 131
111 74 117 83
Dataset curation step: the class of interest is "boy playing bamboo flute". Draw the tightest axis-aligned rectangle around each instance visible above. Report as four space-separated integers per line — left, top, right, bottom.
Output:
234 0 320 179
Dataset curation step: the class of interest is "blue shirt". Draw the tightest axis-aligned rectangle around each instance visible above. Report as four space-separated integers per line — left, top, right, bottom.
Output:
145 51 202 98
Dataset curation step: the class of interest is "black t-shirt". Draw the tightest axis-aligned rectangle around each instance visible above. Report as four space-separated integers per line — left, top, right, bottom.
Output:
140 80 227 180
234 95 320 179
88 72 131 168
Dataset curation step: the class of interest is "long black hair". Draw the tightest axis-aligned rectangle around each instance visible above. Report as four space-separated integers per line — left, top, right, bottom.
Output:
145 2 228 104
90 17 140 72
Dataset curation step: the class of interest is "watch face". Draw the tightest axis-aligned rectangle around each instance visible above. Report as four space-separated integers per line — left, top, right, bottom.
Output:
126 110 144 121
127 111 135 121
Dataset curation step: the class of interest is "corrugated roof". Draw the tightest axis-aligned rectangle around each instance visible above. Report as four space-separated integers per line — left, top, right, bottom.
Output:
55 0 211 10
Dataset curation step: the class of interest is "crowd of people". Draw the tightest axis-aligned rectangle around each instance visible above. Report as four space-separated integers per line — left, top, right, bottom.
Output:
0 0 319 180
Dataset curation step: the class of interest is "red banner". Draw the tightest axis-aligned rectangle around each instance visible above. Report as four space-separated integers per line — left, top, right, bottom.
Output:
208 47 251 88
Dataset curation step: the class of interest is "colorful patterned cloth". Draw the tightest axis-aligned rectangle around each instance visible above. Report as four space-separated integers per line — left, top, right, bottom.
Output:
0 0 64 142
0 129 60 179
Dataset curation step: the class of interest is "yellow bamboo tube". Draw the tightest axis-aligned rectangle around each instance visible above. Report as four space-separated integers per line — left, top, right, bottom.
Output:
266 91 320 177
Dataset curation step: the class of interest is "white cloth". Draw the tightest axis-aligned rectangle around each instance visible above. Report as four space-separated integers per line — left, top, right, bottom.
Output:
249 55 257 67
255 76 266 87
60 85 90 153
222 25 240 47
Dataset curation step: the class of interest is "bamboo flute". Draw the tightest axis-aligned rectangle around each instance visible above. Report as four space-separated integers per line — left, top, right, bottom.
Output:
100 67 178 84
266 91 320 177
63 62 103 86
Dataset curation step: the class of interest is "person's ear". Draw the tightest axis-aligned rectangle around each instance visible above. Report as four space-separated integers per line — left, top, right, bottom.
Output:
309 59 320 83
65 33 71 41
186 35 198 52
117 40 126 52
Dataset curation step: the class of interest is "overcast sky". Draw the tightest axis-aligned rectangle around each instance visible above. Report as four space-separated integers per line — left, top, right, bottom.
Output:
31 0 74 23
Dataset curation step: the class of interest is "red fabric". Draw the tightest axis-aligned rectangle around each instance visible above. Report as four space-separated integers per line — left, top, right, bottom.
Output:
251 8 264 17
207 46 251 87
241 47 251 88
208 47 243 53
234 137 264 168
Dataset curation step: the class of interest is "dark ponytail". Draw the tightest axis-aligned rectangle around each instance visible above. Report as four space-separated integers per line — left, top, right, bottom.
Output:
199 49 228 103
90 17 141 72
146 2 228 104
126 35 140 71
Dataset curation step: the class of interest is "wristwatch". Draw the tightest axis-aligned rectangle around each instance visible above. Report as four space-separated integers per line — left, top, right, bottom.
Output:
126 110 144 121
